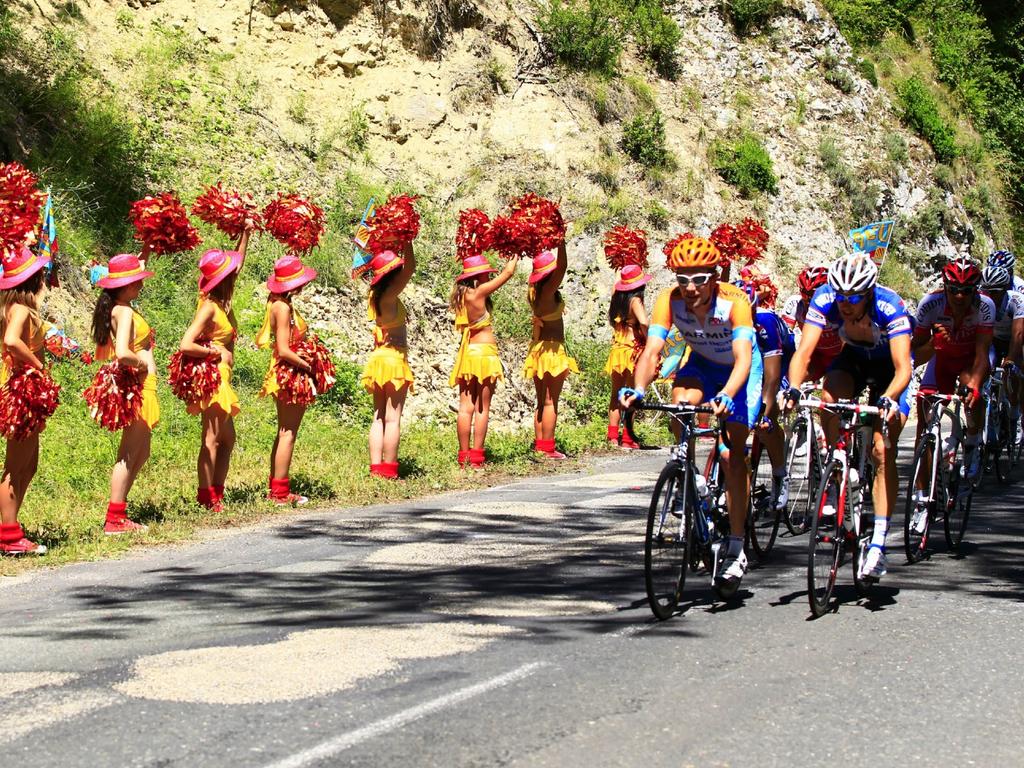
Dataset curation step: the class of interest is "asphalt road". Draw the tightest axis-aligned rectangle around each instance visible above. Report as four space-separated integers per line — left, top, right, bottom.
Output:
2 446 1022 767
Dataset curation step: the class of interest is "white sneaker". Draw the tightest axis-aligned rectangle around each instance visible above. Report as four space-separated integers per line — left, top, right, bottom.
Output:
859 545 887 579
771 473 789 510
719 549 748 583
910 491 929 535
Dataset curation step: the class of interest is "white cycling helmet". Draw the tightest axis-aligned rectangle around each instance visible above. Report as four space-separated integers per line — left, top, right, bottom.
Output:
982 265 1013 290
827 254 878 293
988 250 1015 269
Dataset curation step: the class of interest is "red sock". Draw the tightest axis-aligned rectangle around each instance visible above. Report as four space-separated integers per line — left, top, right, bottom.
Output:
106 501 128 524
269 477 290 499
607 424 619 442
469 448 486 467
383 461 399 479
0 523 23 543
370 463 386 477
535 438 556 453
457 450 471 467
211 485 225 503
197 487 214 508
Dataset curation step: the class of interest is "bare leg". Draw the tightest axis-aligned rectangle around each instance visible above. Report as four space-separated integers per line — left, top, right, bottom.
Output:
212 415 235 488
198 410 219 489
724 421 752 538
871 415 905 525
608 370 629 429
472 380 493 450
539 374 565 442
0 434 38 525
382 383 408 463
272 400 307 479
110 421 152 503
369 387 387 464
457 381 475 452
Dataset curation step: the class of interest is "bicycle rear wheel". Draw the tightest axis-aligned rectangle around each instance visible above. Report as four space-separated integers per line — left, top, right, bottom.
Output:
747 438 780 559
993 406 1012 483
944 460 973 552
644 461 692 620
808 462 843 618
903 435 936 564
853 513 875 598
784 417 819 535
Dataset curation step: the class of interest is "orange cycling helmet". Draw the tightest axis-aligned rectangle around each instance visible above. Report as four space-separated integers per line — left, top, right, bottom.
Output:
666 237 721 269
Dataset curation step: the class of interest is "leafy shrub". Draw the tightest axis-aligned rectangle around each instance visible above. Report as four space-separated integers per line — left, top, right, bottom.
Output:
856 57 878 87
711 131 779 196
622 110 670 168
628 0 682 79
825 66 856 94
818 136 856 195
723 0 784 35
820 0 916 48
538 0 622 76
645 199 670 228
896 76 960 163
883 131 908 167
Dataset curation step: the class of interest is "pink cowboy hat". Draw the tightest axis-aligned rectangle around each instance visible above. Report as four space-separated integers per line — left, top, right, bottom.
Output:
96 253 155 290
455 254 497 282
528 250 557 285
197 248 243 294
267 255 317 293
614 264 653 292
368 250 404 286
0 246 51 290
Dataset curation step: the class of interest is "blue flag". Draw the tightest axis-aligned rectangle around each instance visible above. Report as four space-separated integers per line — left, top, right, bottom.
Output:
37 189 59 286
849 220 895 266
350 198 376 279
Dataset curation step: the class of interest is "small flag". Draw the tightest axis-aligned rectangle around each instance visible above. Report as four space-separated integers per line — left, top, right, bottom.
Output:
849 219 895 267
37 188 60 286
350 198 376 279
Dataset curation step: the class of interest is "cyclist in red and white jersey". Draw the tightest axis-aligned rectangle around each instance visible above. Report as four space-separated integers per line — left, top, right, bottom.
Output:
781 265 842 381
912 258 994 479
981 264 1024 443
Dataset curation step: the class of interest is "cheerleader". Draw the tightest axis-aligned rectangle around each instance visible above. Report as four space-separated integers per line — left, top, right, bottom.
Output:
449 254 519 467
92 253 158 533
256 255 318 505
361 244 416 478
605 264 651 449
524 242 577 458
178 229 250 511
0 247 53 555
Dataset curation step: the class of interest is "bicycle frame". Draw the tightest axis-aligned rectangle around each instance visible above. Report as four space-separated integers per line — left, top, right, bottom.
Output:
917 392 966 505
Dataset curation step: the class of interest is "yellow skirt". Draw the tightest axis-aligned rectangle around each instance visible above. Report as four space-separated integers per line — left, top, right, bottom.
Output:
362 346 415 393
452 343 503 387
604 344 635 376
186 362 240 417
523 340 579 380
136 375 160 429
259 359 280 399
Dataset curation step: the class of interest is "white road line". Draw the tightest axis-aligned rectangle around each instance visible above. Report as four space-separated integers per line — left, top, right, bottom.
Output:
261 661 550 768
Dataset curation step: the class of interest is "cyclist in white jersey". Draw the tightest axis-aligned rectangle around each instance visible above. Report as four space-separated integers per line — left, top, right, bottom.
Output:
981 264 1024 442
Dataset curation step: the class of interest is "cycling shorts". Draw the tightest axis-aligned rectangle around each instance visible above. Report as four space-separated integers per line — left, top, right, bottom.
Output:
673 352 763 428
919 357 965 396
827 345 911 417
807 347 839 383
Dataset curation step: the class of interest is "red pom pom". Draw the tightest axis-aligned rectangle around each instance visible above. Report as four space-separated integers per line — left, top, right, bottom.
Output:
489 215 541 260
168 348 221 406
130 192 201 256
712 219 768 266
83 363 143 431
662 232 696 261
366 195 421 255
509 193 565 252
0 367 60 440
631 334 647 364
603 226 649 270
456 209 492 260
0 162 47 253
275 336 336 406
192 183 263 240
263 193 325 255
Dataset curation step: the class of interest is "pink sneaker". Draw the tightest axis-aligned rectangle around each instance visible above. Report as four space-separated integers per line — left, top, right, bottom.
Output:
0 537 47 555
269 492 309 507
104 518 148 535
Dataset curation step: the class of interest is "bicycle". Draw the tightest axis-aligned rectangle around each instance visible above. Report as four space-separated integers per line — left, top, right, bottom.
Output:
977 366 1015 486
624 403 739 619
904 390 973 562
747 419 781 558
797 397 887 618
780 386 825 536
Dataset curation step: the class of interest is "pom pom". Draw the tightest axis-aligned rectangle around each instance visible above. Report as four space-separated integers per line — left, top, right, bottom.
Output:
275 336 336 406
603 226 649 270
489 215 540 260
662 232 696 261
0 367 60 440
192 183 263 240
631 334 647 364
129 192 201 256
83 363 143 431
263 193 325 255
711 218 769 265
509 193 565 252
366 195 421 255
168 348 221 406
456 209 492 260
0 162 47 253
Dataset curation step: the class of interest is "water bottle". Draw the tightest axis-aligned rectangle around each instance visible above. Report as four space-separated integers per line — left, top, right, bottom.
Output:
942 435 957 468
694 475 709 499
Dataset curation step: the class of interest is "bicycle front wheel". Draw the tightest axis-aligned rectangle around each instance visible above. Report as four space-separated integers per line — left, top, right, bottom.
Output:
748 439 780 559
644 461 692 620
784 417 819 535
903 435 936 564
808 462 843 618
944 461 973 552
993 406 1012 483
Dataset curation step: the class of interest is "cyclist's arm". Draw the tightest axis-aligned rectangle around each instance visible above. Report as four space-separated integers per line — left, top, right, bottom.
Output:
761 354 781 419
883 333 913 402
632 334 666 394
910 327 935 366
1010 317 1024 365
967 330 991 391
786 322 822 392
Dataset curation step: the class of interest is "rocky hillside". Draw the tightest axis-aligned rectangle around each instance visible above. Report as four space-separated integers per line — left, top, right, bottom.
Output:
2 0 1018 424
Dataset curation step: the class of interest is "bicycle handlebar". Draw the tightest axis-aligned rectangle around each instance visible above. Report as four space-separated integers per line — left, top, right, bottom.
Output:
621 402 716 447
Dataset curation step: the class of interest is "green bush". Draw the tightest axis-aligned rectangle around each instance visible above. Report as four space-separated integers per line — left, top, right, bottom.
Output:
645 199 670 228
896 76 960 163
538 0 622 76
825 66 856 94
627 0 682 79
723 0 784 35
883 131 908 167
856 57 878 87
820 0 916 48
622 110 670 168
711 131 779 196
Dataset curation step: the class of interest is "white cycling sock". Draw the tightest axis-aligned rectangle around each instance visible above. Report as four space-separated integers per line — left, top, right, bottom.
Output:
871 516 889 548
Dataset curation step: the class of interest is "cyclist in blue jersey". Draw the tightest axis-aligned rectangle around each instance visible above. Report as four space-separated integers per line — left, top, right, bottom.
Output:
784 255 913 581
737 278 795 510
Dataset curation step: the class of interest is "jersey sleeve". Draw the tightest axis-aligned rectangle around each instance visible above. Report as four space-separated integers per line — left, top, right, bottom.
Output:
1010 291 1024 320
913 292 939 339
648 289 673 341
881 289 912 338
803 286 831 329
727 286 756 345
977 295 995 334
756 311 783 357
781 295 800 327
